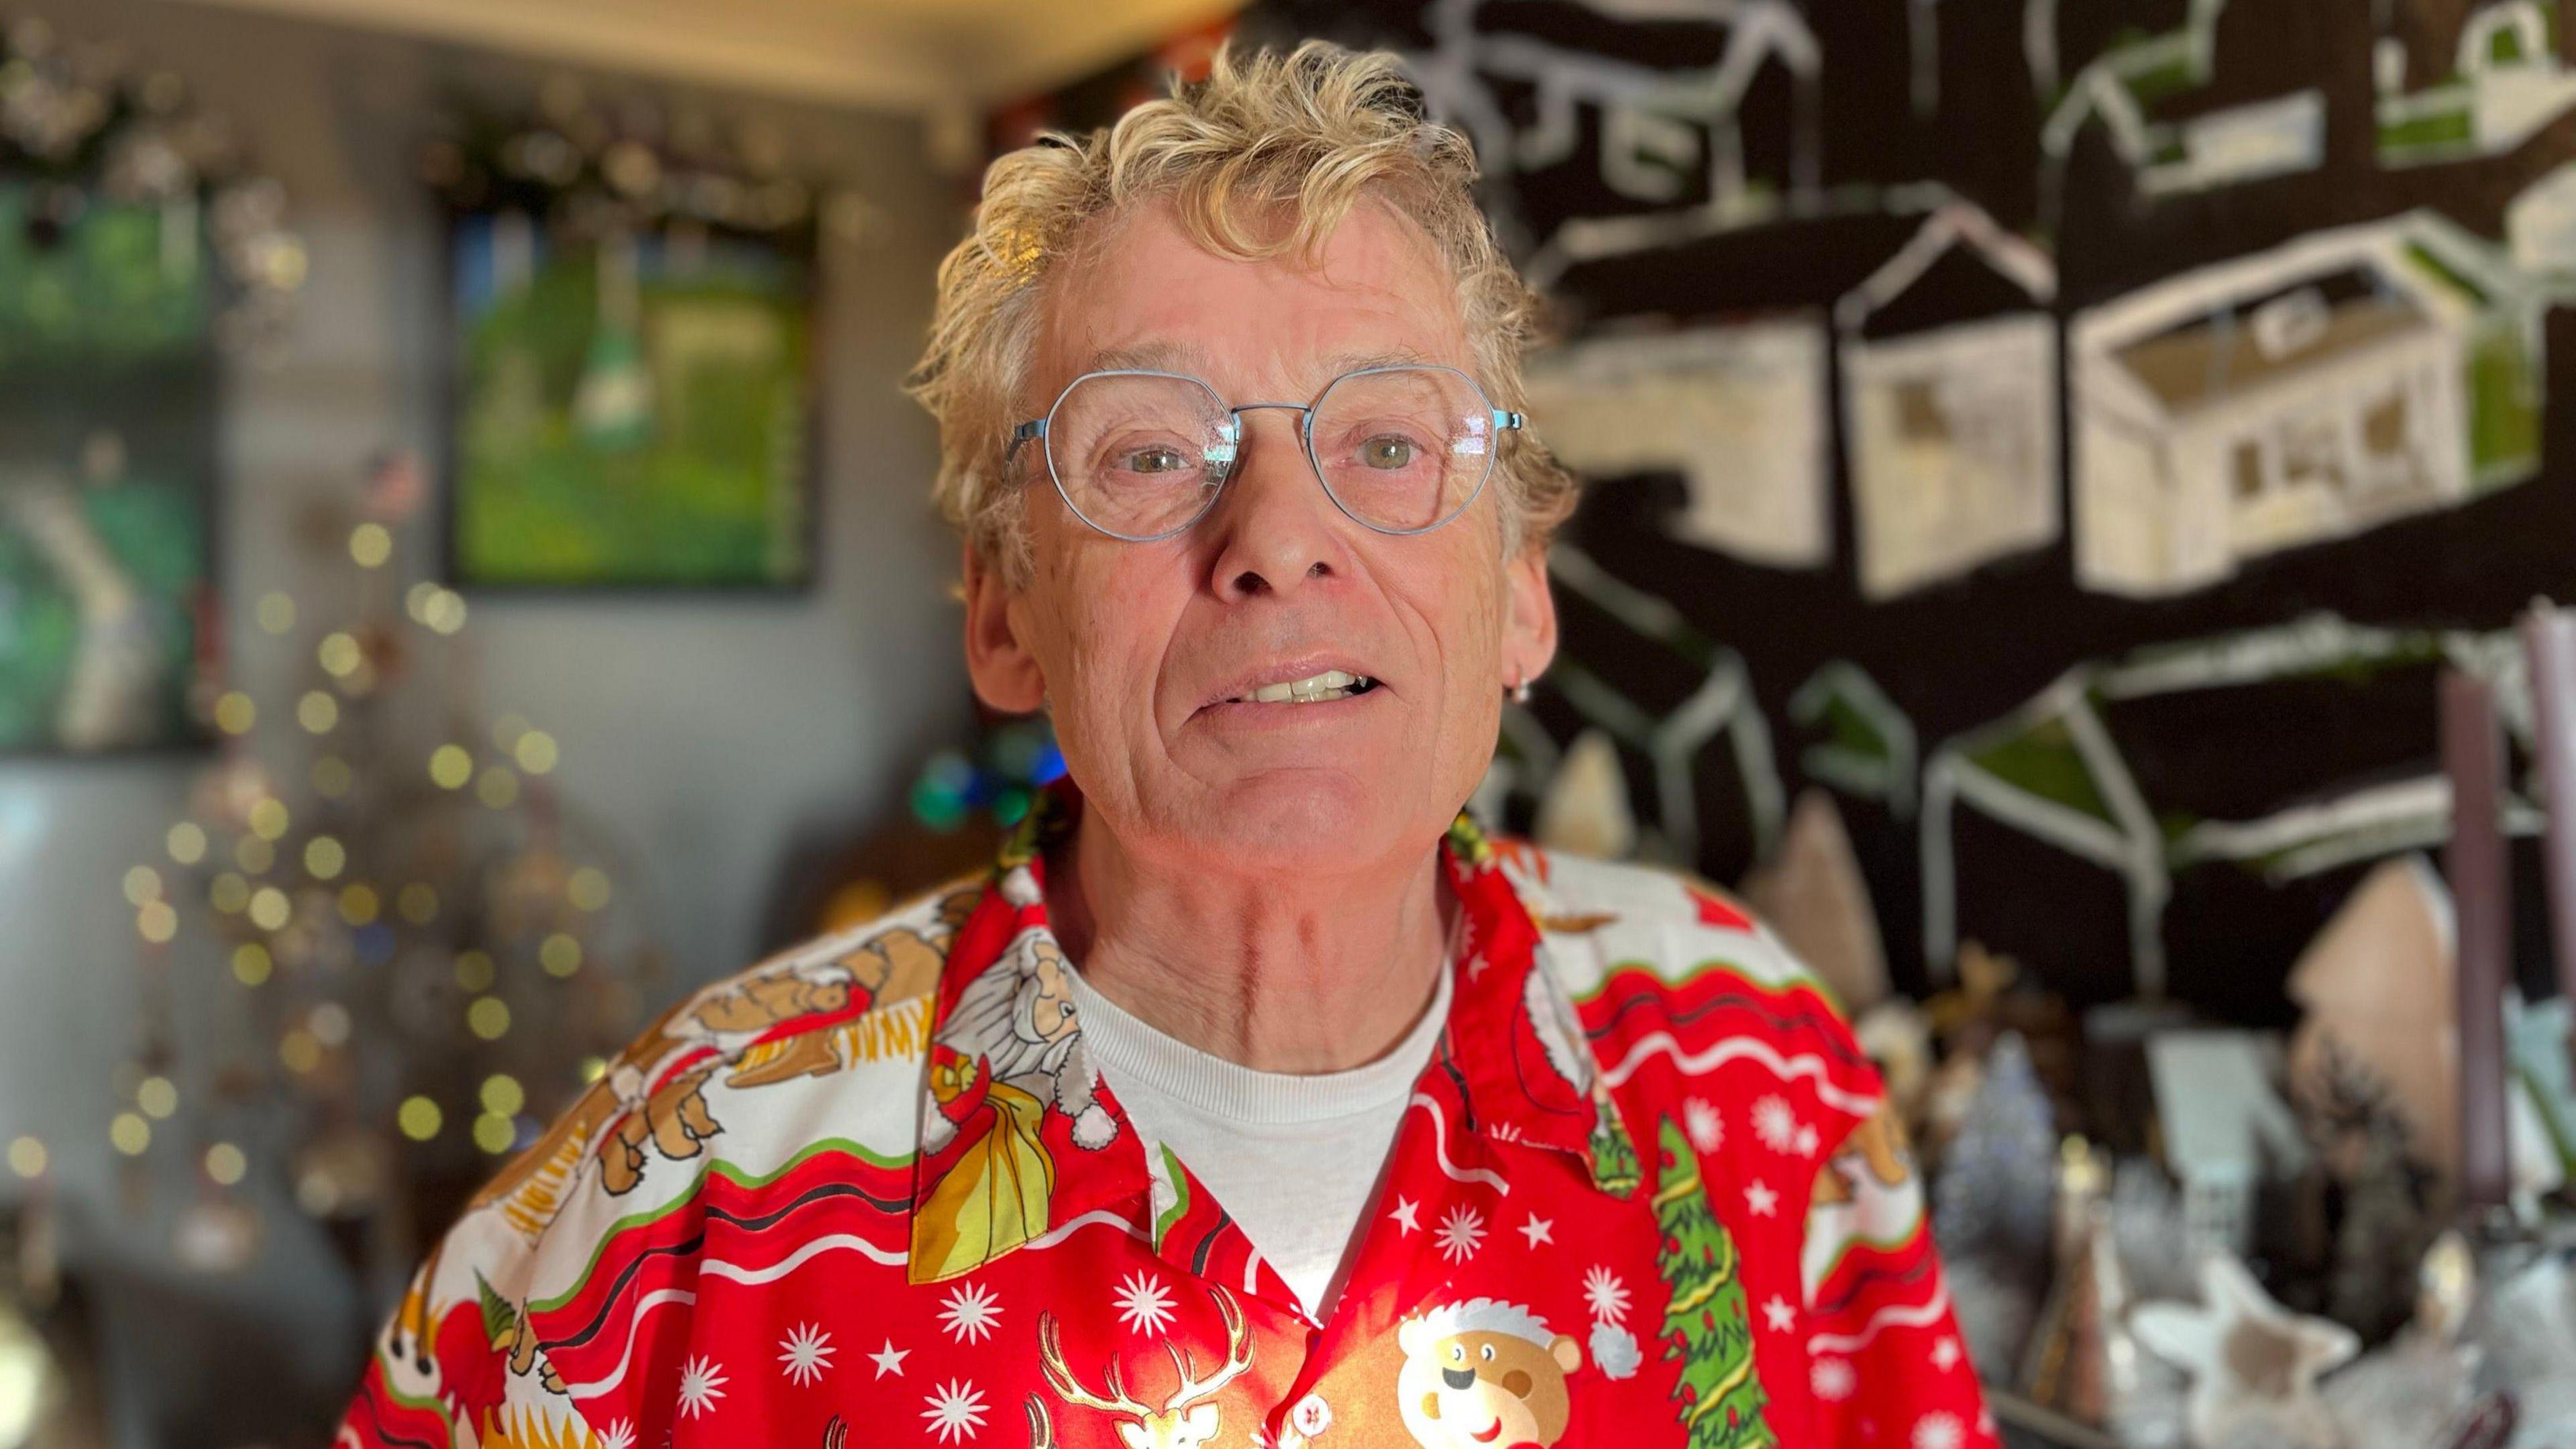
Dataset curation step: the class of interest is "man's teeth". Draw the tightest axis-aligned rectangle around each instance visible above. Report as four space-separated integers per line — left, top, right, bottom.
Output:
1241 669 1372 704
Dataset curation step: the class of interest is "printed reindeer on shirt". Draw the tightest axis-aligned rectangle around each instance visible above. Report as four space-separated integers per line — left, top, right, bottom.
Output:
1026 1286 1254 1449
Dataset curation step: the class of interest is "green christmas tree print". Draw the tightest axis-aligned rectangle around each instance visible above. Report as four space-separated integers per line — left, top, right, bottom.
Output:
1654 1119 1776 1448
1590 1093 1644 1197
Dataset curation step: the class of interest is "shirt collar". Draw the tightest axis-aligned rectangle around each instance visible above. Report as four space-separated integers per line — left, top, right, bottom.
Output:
903 783 1635 1284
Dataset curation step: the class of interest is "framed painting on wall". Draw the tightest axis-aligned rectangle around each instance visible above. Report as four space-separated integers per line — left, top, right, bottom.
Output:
0 180 218 754
444 213 814 590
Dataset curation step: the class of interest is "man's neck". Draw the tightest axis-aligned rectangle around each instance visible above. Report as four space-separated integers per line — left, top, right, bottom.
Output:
1046 810 1451 1075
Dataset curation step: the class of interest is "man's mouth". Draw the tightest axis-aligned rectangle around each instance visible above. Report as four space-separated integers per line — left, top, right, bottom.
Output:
1221 669 1380 705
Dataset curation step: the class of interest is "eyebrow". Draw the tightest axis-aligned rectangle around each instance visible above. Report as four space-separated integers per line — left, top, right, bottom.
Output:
1069 343 1438 391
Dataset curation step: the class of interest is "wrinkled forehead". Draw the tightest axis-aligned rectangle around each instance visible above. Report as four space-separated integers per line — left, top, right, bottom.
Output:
1024 196 1476 414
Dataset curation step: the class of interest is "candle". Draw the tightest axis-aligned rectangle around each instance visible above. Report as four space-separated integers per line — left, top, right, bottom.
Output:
2442 669 2510 1210
2522 604 2576 1032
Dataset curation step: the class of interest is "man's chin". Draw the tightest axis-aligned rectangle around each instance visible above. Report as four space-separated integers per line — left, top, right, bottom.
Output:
1167 770 1413 873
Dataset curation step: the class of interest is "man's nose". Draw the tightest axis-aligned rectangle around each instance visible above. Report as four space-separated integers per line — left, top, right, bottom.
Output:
1201 407 1350 601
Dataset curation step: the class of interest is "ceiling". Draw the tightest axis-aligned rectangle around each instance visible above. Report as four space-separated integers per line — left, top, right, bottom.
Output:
170 0 1240 120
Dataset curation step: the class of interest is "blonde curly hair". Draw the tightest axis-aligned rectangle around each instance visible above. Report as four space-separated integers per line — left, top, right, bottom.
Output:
905 40 1574 584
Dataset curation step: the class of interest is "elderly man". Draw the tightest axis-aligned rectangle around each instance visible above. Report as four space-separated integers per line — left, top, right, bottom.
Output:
339 42 1991 1449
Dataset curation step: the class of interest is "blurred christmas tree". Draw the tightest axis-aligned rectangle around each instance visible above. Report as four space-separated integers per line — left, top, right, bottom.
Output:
103 452 664 1293
1654 1118 1773 1448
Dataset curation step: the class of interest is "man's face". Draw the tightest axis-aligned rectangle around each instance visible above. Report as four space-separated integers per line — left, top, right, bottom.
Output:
964 199 1554 877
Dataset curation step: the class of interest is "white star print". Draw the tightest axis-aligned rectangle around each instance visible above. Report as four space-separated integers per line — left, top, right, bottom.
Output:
869 1340 910 1379
1114 1271 1177 1335
599 1420 636 1449
1754 1095 1801 1152
1518 1214 1554 1248
1684 1096 1724 1152
1390 1196 1421 1234
1762 1296 1796 1333
1583 1265 1632 1324
1932 1336 1962 1372
1436 1203 1487 1264
1811 1357 1856 1402
676 1355 727 1419
922 1379 989 1444
1744 1179 1779 1216
1913 1411 1965 1449
776 1323 833 1387
938 1281 1002 1344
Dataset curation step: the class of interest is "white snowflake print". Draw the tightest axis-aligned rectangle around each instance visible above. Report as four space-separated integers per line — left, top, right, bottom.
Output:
1811 1356 1856 1402
777 1322 833 1387
676 1355 728 1419
1762 1295 1796 1333
1582 1265 1632 1325
1743 1179 1780 1217
939 1281 1002 1344
1932 1336 1963 1373
1683 1096 1725 1152
1114 1271 1177 1335
600 1420 637 1449
1389 1196 1421 1234
1589 1322 1642 1380
1753 1095 1801 1152
1913 1411 1966 1449
870 1339 910 1379
1290 1393 1334 1437
1794 1124 1821 1157
1517 1214 1554 1248
922 1379 989 1444
1436 1204 1487 1264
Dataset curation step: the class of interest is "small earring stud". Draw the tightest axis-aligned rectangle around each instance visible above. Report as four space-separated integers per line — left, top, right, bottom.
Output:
1511 673 1533 705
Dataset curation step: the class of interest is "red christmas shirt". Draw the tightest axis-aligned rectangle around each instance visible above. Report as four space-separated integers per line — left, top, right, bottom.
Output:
337 788 1994 1449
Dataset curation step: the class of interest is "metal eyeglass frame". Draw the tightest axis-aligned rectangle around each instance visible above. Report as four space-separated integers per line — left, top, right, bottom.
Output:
1006 362 1525 542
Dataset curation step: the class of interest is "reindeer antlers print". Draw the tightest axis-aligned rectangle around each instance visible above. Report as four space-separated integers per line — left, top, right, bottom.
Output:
1034 1285 1254 1448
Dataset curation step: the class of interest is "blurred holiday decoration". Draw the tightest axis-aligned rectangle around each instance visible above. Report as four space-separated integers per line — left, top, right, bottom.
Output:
1741 788 1889 1013
109 451 664 1293
2145 1031 2311 1260
0 13 303 753
1933 1032 2060 1375
427 76 838 588
2132 1253 2360 1449
764 713 1065 945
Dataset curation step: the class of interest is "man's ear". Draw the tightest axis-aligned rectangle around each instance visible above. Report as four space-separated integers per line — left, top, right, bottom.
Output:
1504 543 1560 689
962 541 1046 713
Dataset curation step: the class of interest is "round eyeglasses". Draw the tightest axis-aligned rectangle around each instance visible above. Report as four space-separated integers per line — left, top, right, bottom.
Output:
1006 364 1525 541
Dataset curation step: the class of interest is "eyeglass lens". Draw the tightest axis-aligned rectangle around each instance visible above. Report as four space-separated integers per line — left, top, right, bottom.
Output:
1042 366 1497 539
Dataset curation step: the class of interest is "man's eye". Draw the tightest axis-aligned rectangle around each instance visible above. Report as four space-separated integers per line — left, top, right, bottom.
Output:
1121 445 1190 474
1358 435 1416 470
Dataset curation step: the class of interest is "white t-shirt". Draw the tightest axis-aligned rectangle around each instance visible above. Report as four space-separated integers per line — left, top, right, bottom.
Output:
1065 962 1454 1322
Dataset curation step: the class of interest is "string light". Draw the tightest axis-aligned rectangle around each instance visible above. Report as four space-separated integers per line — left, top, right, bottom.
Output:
514 731 559 774
480 1075 525 1116
122 865 162 906
235 836 275 874
397 883 437 924
539 932 582 977
491 712 530 752
166 822 207 865
248 798 289 841
304 836 345 880
428 745 472 790
278 1030 322 1074
476 765 519 810
231 943 272 986
337 884 380 926
209 873 250 914
313 755 354 798
349 523 392 568
404 582 440 623
453 950 495 992
248 887 290 931
213 692 256 735
7 1136 46 1179
137 901 178 943
317 632 362 677
397 1097 443 1141
109 1114 150 1155
256 592 297 635
205 1142 246 1185
309 1004 352 1046
297 690 338 733
473 1113 515 1153
137 1077 178 1118
579 1056 608 1084
467 996 511 1040
568 867 612 911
